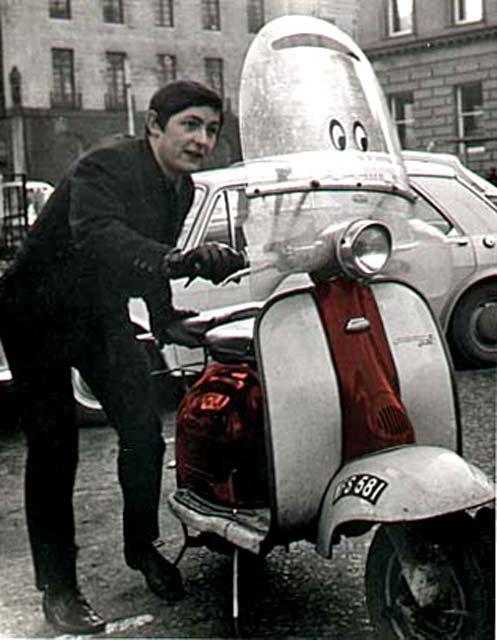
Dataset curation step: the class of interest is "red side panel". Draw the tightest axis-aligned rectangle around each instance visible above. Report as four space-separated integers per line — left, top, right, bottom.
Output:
175 363 268 507
314 279 415 461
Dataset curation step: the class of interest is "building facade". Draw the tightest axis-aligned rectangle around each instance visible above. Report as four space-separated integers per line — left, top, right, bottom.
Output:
0 0 359 184
357 0 497 179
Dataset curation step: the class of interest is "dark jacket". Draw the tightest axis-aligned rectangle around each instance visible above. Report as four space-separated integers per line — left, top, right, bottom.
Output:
0 136 194 333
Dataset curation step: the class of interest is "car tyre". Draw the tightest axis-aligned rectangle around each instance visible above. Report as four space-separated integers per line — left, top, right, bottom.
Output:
449 282 497 368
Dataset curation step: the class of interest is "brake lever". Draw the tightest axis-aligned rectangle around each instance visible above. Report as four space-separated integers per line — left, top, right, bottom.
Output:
222 267 251 286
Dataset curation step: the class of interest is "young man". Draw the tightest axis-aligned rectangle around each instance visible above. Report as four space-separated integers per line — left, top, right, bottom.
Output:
0 81 244 634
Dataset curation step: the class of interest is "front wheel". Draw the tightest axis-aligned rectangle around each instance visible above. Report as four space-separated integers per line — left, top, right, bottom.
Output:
365 514 494 640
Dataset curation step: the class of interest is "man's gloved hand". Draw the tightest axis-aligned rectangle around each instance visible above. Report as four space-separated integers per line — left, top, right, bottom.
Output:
163 243 247 285
150 307 199 348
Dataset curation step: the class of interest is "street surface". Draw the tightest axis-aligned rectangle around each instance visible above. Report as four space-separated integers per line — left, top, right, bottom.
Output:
0 368 495 639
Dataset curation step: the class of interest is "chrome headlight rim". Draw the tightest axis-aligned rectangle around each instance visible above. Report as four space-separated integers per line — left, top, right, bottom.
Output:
337 220 392 279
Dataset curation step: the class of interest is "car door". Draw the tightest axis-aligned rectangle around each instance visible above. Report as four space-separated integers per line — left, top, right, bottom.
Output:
162 185 253 371
409 174 477 324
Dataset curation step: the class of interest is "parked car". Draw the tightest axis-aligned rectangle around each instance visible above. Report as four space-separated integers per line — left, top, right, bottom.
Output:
3 153 497 424
128 153 497 377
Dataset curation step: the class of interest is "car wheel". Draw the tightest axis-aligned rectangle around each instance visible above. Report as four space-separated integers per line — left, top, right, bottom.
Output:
449 282 497 368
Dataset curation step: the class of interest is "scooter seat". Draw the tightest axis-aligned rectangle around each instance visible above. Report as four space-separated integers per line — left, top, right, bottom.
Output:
204 318 256 364
162 302 261 349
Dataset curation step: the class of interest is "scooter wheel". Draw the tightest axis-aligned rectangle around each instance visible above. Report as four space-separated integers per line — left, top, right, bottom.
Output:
365 514 494 640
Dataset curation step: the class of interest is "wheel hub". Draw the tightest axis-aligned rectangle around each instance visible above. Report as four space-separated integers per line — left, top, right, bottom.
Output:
475 302 497 345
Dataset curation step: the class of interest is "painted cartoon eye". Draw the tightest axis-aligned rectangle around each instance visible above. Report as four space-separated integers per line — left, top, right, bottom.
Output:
329 119 346 150
353 122 368 151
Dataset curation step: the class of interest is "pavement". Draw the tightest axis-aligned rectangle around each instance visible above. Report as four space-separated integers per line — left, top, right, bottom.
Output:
0 368 495 639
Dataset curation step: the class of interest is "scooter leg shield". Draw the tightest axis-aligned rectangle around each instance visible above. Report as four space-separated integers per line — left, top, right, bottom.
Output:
316 444 495 558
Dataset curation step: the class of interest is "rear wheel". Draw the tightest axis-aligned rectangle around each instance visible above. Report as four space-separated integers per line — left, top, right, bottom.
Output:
449 283 497 368
365 514 494 639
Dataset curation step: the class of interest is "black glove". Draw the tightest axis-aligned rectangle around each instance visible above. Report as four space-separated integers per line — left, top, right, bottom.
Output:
163 243 246 285
150 307 199 347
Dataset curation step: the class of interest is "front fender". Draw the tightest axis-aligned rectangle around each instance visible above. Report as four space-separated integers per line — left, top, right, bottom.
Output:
316 445 494 557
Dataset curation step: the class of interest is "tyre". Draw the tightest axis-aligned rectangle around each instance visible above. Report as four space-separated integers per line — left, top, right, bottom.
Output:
365 514 494 640
449 282 497 368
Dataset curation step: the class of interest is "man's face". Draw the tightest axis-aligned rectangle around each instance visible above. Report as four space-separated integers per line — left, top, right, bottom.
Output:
149 105 221 176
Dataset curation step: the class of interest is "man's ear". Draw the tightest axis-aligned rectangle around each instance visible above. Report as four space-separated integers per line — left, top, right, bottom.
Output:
145 109 163 136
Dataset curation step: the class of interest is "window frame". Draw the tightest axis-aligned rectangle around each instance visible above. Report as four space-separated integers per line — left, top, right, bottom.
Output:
155 0 174 27
201 0 221 31
453 0 483 25
102 0 124 24
204 57 224 97
456 82 485 156
105 51 127 110
49 0 71 19
51 47 78 108
386 0 414 37
389 92 415 148
247 0 264 34
157 53 177 86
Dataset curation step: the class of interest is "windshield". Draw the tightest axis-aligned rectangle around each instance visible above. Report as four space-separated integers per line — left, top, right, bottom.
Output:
242 188 419 298
239 14 409 193
237 16 422 298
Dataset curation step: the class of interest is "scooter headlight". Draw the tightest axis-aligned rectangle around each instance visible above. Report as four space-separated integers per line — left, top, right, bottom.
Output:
338 220 392 279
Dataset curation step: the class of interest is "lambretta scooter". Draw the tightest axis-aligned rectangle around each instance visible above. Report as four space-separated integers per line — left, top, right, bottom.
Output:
161 17 495 640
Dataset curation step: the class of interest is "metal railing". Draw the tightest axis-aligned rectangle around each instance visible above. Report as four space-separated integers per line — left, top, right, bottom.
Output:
0 173 28 261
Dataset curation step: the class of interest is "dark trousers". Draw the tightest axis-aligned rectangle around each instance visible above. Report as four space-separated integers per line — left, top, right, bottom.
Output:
0 305 165 591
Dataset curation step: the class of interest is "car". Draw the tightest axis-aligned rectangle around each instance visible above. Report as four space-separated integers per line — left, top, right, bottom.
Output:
128 152 497 378
3 153 497 424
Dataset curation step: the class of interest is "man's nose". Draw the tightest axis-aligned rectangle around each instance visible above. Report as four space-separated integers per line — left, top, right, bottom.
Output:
193 127 211 146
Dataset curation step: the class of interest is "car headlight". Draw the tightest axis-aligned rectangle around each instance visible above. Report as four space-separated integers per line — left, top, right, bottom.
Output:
337 220 392 279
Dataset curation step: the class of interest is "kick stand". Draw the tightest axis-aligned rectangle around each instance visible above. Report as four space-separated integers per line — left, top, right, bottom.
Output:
232 547 241 638
173 523 204 566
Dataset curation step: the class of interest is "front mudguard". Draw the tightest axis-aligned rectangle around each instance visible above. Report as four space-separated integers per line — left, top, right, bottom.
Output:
316 445 495 558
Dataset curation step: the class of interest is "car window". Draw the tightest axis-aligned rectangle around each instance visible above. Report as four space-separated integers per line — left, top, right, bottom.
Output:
410 187 454 236
411 175 497 236
177 184 207 249
202 188 248 252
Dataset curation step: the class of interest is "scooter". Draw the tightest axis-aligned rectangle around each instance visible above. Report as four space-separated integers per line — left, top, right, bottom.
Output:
160 16 495 640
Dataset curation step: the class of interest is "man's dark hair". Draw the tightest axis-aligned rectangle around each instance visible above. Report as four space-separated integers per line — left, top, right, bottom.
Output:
148 80 223 131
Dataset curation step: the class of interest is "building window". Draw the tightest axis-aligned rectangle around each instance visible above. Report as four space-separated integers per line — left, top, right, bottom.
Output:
247 0 264 33
49 0 71 19
105 52 126 110
202 0 220 30
387 0 413 36
102 0 124 24
389 92 415 148
204 57 224 96
453 0 482 24
51 48 80 108
456 82 485 155
157 54 177 85
155 0 174 27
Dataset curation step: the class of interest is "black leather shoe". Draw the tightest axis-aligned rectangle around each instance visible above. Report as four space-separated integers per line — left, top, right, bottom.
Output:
133 545 185 602
42 586 106 635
